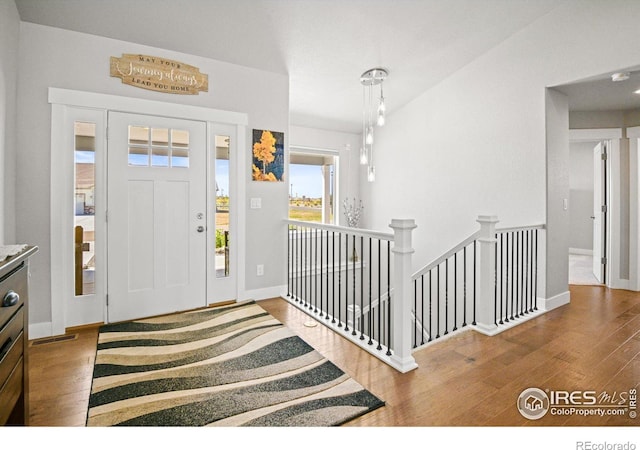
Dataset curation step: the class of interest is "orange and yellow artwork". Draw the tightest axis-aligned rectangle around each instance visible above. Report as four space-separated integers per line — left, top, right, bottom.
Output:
252 129 284 181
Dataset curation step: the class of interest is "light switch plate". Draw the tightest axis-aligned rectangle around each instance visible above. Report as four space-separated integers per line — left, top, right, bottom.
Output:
250 198 262 209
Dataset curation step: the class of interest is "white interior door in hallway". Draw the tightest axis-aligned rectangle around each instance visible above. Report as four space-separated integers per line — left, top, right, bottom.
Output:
592 141 607 284
107 112 207 323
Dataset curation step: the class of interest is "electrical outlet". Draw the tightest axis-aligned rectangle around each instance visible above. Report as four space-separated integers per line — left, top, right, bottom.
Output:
256 264 264 276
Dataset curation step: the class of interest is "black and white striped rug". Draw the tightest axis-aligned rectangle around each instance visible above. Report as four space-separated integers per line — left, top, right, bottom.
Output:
86 301 384 426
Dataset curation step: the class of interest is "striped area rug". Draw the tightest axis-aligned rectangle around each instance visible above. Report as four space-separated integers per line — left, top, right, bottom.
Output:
86 301 384 426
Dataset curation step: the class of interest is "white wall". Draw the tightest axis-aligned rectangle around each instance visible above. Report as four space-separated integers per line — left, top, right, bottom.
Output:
16 23 289 327
569 141 596 252
359 0 640 299
0 0 20 245
289 125 361 226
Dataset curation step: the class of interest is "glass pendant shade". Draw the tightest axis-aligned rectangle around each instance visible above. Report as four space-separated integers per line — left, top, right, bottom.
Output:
359 147 368 165
367 165 376 182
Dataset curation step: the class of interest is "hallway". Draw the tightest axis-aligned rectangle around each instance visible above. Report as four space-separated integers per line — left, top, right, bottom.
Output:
569 253 602 286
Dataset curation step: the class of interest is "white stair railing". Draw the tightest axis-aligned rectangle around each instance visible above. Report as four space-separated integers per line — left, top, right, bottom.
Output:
284 218 418 373
411 215 546 351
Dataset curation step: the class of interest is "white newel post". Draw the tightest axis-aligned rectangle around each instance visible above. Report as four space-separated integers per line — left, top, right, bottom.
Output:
475 215 499 335
389 219 418 373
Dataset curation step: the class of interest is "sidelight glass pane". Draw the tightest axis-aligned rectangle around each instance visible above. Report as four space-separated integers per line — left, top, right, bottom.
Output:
215 135 230 278
74 121 96 296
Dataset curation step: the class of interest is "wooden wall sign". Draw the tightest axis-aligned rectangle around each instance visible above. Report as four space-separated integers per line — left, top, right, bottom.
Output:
110 54 208 95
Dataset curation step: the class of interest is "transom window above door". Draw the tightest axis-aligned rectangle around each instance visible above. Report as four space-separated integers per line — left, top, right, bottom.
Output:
128 125 190 168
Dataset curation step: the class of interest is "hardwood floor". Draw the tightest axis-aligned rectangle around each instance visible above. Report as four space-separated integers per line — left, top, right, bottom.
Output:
27 285 639 427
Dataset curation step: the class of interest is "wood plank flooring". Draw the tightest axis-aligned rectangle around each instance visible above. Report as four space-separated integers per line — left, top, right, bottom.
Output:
27 285 639 427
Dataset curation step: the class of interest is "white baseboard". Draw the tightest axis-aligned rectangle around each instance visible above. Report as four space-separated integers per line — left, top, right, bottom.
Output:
569 248 593 256
242 285 287 302
542 291 570 311
29 322 53 340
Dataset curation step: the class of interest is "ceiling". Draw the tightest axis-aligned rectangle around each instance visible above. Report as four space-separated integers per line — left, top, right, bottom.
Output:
17 0 628 133
554 65 640 112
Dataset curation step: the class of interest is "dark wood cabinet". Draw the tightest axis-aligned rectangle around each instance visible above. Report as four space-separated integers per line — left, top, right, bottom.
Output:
0 246 37 426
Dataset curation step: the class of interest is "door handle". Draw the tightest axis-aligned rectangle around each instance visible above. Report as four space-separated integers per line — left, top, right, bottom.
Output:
197 226 205 233
590 216 596 219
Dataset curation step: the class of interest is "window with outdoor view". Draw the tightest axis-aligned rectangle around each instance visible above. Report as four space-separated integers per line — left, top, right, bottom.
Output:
215 135 231 278
288 150 336 224
74 121 96 296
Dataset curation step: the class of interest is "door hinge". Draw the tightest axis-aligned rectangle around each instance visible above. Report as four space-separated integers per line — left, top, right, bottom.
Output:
601 205 607 213
105 209 108 223
601 257 607 265
601 152 607 161
106 294 109 306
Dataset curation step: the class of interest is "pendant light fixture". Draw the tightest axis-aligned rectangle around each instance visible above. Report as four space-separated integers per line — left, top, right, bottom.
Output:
359 68 388 182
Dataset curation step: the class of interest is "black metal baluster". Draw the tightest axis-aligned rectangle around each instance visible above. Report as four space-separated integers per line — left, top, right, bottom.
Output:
473 240 477 326
529 229 534 313
386 241 392 356
436 264 441 339
325 230 329 319
494 234 498 326
520 230 524 317
523 229 528 315
428 270 433 342
319 229 324 317
444 259 449 335
312 228 317 312
527 230 533 312
332 231 336 323
510 232 515 320
302 226 306 307
368 237 373 345
360 236 365 340
344 234 349 332
292 226 296 302
533 229 538 311
415 277 419 346
525 229 530 314
337 232 342 327
505 232 510 322
463 246 467 327
499 233 504 325
453 252 458 332
352 234 357 336
421 274 425 345
298 226 301 303
286 224 293 298
514 230 519 318
377 239 382 351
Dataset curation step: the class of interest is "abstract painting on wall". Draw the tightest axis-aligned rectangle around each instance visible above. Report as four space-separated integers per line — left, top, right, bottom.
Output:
252 129 284 182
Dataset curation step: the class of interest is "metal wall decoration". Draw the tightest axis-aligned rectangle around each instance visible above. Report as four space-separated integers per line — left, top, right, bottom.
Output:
110 54 208 95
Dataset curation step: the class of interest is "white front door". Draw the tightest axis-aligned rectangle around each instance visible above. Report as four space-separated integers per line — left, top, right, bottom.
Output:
107 112 207 322
592 141 606 284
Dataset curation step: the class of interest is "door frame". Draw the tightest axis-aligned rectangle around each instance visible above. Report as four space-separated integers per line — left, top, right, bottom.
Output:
625 126 640 291
49 87 248 336
569 128 626 289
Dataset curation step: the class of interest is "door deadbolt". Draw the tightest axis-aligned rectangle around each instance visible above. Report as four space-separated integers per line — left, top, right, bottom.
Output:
196 213 204 220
